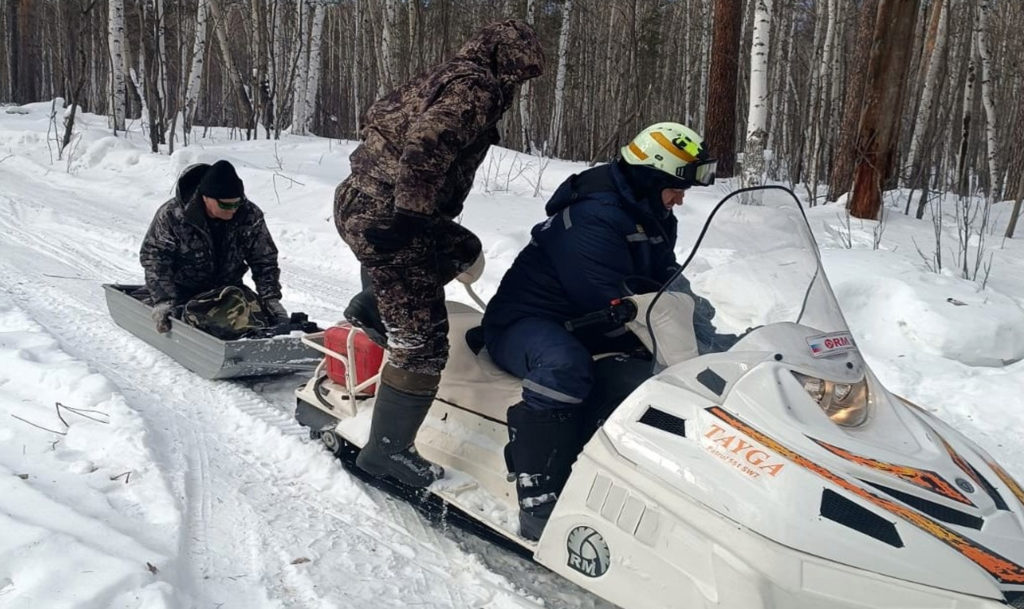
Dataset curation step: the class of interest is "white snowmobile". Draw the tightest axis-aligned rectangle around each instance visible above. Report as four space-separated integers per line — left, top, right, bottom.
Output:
294 186 1024 609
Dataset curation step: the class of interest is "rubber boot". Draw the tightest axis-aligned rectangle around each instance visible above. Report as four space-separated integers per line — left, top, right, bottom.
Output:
506 403 581 541
356 369 443 488
344 288 387 347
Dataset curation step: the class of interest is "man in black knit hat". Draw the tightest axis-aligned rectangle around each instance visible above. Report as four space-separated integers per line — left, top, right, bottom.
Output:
140 160 287 337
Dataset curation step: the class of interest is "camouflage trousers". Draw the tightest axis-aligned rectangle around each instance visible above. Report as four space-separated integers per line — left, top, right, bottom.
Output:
334 181 481 377
182 284 270 340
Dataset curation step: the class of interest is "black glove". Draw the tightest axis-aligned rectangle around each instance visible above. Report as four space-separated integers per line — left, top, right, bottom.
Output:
152 302 173 334
364 211 430 253
264 299 289 324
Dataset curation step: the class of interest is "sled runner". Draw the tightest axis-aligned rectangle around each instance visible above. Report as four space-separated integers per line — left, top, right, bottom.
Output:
104 283 321 379
294 187 1024 609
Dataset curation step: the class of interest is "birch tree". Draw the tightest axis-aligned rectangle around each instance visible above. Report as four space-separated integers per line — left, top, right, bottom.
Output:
975 0 999 199
742 0 772 198
548 0 573 156
106 0 127 131
292 1 311 135
807 0 837 205
905 0 948 190
518 0 537 153
182 0 208 141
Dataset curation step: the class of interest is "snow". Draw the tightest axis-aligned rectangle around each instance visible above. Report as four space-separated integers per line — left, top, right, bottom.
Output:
1 101 1022 608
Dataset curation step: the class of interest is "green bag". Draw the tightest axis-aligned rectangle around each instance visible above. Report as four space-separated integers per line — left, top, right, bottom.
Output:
182 285 270 340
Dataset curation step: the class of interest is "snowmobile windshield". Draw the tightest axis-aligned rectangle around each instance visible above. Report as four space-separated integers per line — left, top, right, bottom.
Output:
646 186 851 367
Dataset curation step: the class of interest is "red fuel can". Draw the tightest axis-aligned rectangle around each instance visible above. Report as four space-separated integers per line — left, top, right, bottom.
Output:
324 323 385 395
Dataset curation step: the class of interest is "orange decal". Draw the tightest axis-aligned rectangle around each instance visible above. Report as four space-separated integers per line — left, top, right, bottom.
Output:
988 461 1024 509
811 439 974 506
707 407 1024 585
651 132 697 163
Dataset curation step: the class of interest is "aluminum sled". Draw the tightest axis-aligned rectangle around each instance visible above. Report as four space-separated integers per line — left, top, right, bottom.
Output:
104 284 321 379
294 187 1024 609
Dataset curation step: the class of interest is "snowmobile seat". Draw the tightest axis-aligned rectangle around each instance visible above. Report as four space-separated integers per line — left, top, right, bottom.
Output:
437 301 522 423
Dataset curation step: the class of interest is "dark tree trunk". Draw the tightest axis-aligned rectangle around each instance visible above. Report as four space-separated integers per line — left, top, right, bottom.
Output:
849 0 921 220
827 0 878 202
704 0 742 178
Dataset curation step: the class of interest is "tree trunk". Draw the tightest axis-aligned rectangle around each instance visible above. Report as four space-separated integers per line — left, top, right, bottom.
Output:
742 0 772 195
808 0 838 205
207 0 255 135
107 0 127 131
518 0 537 153
905 0 948 190
976 0 1000 199
303 2 326 135
705 0 742 177
183 0 208 140
956 31 976 197
548 0 572 156
292 1 310 135
848 0 920 220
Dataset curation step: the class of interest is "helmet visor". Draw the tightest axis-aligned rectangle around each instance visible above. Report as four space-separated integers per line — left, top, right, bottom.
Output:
677 158 717 186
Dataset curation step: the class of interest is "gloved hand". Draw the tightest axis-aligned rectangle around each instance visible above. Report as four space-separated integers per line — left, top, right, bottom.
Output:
264 299 289 324
364 210 430 253
152 302 173 334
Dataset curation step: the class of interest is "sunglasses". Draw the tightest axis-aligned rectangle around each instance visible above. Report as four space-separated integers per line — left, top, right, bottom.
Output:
216 197 246 211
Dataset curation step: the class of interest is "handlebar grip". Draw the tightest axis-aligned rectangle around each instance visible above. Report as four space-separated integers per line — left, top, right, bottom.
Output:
564 299 639 332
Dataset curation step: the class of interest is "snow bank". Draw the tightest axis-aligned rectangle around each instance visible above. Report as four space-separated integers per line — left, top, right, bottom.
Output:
0 295 182 608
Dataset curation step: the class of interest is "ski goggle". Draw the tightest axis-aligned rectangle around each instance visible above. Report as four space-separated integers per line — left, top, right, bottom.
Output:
676 158 717 186
216 197 246 211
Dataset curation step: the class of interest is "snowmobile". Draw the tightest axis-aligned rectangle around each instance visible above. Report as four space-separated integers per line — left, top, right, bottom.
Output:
104 284 321 379
293 186 1024 609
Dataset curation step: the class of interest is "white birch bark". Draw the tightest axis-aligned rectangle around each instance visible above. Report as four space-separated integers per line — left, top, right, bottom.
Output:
183 0 208 135
808 0 836 204
107 0 127 131
379 0 399 96
548 0 573 156
518 0 537 153
302 2 326 135
906 0 948 186
955 32 977 194
742 0 772 201
291 1 310 135
353 0 362 135
976 0 1000 199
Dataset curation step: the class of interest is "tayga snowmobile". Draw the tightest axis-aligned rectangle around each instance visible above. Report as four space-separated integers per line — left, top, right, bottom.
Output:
294 186 1024 609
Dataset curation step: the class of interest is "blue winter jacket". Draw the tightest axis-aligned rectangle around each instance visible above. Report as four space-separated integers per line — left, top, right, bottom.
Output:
484 162 732 353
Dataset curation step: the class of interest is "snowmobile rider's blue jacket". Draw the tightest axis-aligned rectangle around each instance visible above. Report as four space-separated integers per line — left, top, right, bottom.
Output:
482 160 732 355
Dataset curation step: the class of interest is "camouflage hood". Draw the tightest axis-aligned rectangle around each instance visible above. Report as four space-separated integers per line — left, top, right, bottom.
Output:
453 19 544 86
174 163 210 206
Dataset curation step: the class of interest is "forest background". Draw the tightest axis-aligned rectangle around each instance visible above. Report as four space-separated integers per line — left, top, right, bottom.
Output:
1 0 1022 229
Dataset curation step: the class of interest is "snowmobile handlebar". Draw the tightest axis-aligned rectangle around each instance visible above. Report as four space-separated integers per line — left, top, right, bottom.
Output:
564 298 638 333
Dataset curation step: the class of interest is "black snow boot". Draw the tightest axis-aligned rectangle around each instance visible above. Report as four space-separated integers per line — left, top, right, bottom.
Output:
356 369 444 488
505 403 582 541
344 288 387 347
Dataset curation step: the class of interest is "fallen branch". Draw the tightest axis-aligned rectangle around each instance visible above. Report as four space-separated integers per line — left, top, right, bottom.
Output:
10 414 67 436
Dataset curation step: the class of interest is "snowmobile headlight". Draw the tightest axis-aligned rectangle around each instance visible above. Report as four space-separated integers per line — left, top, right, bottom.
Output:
792 372 869 427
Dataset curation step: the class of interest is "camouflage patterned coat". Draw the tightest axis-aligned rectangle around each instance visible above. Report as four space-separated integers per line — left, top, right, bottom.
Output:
140 164 282 306
341 19 544 221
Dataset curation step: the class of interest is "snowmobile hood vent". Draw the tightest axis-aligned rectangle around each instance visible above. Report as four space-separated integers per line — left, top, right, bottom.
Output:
820 489 903 548
864 481 984 530
1005 590 1024 608
638 407 686 437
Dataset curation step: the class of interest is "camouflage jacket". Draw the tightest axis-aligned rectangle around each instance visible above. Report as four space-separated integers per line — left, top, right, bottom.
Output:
140 164 282 306
346 20 544 220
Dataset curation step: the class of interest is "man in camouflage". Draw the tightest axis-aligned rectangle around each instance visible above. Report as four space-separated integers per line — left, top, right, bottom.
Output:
334 20 544 487
140 160 288 336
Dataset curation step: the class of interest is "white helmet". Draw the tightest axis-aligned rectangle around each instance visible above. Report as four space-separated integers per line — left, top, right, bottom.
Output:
620 122 716 187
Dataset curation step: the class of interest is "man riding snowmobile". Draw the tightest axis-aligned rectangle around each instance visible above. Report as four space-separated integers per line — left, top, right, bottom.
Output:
481 122 734 540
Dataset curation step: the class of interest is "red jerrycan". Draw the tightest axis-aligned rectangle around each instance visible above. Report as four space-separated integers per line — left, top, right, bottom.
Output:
324 323 385 395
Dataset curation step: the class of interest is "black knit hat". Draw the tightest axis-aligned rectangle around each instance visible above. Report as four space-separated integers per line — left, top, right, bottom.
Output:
198 160 245 199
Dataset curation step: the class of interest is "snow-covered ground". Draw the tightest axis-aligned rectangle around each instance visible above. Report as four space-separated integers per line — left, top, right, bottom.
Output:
0 102 1021 608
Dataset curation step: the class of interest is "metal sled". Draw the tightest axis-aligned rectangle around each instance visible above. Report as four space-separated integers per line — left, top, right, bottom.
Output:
103 283 321 379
